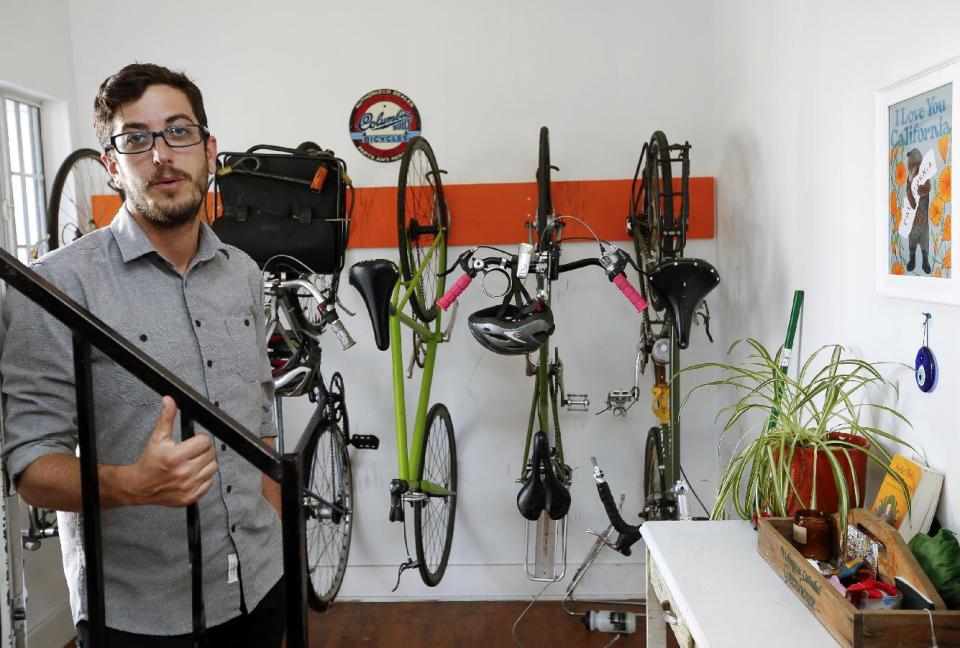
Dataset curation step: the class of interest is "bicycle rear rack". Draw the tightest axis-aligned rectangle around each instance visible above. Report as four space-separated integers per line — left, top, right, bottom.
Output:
524 512 568 582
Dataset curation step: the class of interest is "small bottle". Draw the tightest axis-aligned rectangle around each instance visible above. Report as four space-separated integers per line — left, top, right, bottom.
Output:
581 610 637 634
792 509 833 562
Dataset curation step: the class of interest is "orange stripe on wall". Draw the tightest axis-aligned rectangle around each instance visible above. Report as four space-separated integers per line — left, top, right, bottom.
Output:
350 177 714 247
89 177 714 247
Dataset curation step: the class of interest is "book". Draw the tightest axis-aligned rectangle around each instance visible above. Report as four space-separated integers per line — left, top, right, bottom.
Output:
871 454 944 542
895 576 935 610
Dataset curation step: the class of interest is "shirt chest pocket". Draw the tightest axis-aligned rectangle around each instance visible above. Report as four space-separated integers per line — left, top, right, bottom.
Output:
97 329 198 408
225 316 262 383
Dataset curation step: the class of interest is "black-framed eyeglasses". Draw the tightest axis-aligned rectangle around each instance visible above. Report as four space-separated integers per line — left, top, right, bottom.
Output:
106 124 209 155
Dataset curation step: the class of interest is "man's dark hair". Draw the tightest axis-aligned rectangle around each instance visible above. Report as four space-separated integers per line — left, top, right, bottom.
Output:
93 63 207 146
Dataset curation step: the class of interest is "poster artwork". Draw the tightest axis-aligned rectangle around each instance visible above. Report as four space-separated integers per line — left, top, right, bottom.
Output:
888 83 952 278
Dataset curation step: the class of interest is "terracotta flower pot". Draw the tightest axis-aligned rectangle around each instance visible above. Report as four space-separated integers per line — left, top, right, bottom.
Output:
782 432 869 515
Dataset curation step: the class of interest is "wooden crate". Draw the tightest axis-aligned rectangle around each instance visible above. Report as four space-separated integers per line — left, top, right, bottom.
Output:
757 508 960 647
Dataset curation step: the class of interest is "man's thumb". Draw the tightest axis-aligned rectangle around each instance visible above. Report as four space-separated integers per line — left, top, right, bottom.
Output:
150 396 177 441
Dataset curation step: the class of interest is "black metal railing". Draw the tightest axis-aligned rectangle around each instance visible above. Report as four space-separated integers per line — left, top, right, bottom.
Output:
0 246 311 647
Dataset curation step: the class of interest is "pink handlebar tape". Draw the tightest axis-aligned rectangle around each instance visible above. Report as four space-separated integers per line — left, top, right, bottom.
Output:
438 273 474 310
612 273 648 312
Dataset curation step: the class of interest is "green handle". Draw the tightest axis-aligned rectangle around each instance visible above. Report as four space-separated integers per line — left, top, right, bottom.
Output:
768 290 805 431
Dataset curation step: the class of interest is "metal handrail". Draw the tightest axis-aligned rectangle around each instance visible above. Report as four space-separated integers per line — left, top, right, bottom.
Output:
0 247 310 648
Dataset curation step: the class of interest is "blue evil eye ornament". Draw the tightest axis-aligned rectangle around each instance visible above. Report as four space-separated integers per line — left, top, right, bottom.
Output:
915 313 937 393
915 346 937 392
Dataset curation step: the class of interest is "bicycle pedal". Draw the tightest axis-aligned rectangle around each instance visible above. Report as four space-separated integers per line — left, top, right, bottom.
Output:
349 434 380 450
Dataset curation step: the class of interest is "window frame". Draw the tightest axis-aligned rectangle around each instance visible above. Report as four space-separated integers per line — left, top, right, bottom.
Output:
0 91 47 262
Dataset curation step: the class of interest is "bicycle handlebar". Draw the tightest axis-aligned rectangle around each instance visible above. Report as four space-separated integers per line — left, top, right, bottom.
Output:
267 278 356 350
591 457 642 556
436 245 649 314
611 273 648 313
438 273 474 311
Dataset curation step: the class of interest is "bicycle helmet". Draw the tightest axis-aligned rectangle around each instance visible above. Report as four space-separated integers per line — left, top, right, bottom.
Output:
467 302 555 355
268 325 319 397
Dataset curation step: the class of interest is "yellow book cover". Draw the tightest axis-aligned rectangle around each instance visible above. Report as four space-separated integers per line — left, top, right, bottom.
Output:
872 454 922 528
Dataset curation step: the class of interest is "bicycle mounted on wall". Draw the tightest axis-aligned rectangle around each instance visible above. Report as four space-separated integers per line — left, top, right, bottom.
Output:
438 126 648 582
568 132 720 624
350 136 458 591
214 141 370 612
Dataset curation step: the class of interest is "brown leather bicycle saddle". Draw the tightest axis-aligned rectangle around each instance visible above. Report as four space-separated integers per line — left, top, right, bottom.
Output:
649 258 720 349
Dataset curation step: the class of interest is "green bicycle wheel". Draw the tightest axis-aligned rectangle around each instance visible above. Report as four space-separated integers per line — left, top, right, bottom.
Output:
397 137 448 323
304 416 353 611
414 403 457 587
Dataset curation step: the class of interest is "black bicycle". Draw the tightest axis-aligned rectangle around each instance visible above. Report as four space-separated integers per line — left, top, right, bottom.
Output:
216 142 373 612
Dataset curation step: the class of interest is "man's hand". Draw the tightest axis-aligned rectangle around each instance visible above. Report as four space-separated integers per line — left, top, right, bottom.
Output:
124 396 218 507
18 397 219 512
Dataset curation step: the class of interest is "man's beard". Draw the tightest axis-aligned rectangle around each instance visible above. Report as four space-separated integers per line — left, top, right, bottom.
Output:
126 166 207 229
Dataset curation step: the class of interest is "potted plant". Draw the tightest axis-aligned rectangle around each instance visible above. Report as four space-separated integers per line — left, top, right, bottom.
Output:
683 339 915 530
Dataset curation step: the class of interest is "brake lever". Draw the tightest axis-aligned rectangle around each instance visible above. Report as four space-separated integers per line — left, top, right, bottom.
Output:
696 300 714 343
335 295 356 317
442 301 459 342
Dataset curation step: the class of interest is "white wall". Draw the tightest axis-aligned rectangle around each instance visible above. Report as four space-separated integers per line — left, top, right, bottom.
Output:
60 0 723 602
0 0 78 193
711 0 960 532
0 1 79 644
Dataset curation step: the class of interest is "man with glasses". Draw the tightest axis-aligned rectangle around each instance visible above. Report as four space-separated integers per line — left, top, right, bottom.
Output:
1 63 284 647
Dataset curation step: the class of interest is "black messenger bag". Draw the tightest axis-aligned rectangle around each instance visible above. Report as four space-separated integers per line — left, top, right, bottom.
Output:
213 143 351 274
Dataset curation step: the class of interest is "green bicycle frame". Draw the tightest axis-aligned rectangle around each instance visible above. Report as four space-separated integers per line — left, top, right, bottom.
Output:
388 231 453 497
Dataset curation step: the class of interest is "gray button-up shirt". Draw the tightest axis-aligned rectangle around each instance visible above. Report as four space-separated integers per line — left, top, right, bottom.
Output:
1 208 282 635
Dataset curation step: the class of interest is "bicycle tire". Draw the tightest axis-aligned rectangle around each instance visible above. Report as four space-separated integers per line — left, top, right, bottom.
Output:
46 148 122 251
304 418 353 611
414 403 457 587
397 137 448 323
536 126 553 236
643 426 667 512
645 131 674 261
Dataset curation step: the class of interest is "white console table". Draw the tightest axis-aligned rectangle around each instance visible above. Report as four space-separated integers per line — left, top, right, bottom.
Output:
640 520 839 647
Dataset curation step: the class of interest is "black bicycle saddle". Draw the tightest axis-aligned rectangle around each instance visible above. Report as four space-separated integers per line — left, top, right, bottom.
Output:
349 260 399 351
649 258 720 349
516 431 571 521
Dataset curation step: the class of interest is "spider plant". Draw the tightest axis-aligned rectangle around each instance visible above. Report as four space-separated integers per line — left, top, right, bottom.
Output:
683 339 915 532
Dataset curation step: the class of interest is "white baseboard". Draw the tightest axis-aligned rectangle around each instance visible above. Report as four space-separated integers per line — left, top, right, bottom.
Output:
335 560 646 602
27 601 73 648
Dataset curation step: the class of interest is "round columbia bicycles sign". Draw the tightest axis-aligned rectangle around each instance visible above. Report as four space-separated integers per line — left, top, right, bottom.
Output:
349 89 422 162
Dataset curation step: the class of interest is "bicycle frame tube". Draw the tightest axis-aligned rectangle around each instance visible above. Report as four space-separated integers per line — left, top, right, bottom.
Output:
395 231 446 315
537 345 550 434
520 343 553 480
666 323 681 485
389 231 452 496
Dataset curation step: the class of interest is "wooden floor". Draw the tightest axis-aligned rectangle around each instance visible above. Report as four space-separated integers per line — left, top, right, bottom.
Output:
67 601 676 647
308 601 653 647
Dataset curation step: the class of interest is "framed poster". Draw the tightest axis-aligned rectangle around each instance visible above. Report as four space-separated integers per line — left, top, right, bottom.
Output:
876 59 958 303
